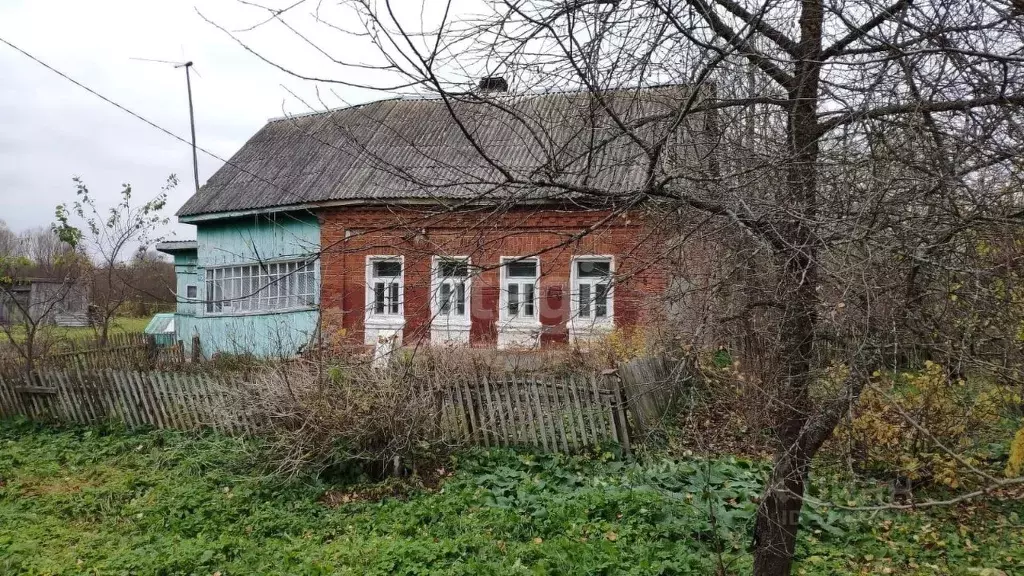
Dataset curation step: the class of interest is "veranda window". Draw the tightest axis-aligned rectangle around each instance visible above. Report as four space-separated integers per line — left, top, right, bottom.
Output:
204 260 315 314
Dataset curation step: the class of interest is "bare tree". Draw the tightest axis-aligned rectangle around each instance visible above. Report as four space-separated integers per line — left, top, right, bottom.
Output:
53 175 176 344
208 1 1024 573
0 240 84 376
18 226 80 278
0 220 18 258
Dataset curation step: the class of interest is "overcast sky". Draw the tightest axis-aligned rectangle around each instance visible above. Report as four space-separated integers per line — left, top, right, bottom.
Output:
0 0 396 240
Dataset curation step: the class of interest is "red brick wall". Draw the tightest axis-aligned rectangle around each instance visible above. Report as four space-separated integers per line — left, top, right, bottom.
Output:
319 205 670 347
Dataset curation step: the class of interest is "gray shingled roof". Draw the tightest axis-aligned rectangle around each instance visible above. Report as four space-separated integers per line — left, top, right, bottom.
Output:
177 86 710 218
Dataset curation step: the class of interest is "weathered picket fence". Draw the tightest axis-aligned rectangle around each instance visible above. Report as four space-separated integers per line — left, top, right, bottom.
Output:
0 332 187 374
0 368 636 455
437 375 631 455
0 369 257 435
0 356 687 455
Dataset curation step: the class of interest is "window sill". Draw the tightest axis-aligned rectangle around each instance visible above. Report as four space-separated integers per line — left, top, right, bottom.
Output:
497 318 543 330
365 317 405 345
365 316 406 328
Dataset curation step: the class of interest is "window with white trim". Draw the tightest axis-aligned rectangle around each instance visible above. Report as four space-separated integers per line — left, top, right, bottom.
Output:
368 258 403 317
204 260 315 314
572 258 613 322
501 258 539 321
185 285 197 299
434 258 469 319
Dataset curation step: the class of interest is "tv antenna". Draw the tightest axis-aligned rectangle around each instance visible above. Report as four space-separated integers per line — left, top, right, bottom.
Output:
130 57 201 195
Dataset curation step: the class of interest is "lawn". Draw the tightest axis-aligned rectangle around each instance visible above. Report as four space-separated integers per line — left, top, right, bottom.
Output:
1 317 151 345
0 421 1020 575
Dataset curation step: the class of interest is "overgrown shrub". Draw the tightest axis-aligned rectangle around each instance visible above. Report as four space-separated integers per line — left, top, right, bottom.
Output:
837 361 1019 488
236 360 446 477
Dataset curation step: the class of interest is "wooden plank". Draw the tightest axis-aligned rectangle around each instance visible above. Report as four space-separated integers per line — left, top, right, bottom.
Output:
461 380 480 445
173 370 199 430
48 369 72 423
549 379 570 454
156 372 181 429
199 374 223 434
121 370 147 427
479 377 495 444
492 378 511 446
612 379 631 457
568 377 592 449
510 376 534 447
132 371 159 428
474 380 490 447
190 371 214 430
453 381 472 443
519 378 540 448
109 370 136 429
57 370 86 425
529 378 550 452
560 378 581 452
589 374 610 442
172 372 198 430
97 370 120 424
74 368 98 424
0 373 20 418
136 371 163 428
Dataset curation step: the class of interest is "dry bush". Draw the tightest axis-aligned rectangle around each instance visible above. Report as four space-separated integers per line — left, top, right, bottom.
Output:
236 360 447 477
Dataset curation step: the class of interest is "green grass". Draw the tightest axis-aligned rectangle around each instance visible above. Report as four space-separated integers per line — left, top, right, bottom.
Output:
1 317 151 345
0 421 1020 575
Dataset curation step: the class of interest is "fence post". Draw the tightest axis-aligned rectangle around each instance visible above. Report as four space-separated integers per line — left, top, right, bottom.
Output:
191 335 202 363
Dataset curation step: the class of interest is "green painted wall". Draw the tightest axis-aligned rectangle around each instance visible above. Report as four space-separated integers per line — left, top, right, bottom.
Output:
174 212 320 358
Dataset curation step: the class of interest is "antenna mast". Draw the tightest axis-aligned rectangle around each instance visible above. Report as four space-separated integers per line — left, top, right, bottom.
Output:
177 61 200 195
131 56 201 194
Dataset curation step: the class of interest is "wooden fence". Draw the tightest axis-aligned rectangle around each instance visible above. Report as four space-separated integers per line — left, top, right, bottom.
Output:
437 375 631 455
0 368 636 455
0 332 187 373
0 369 256 435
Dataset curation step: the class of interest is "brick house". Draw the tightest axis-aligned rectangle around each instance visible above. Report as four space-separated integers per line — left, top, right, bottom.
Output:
165 84 712 356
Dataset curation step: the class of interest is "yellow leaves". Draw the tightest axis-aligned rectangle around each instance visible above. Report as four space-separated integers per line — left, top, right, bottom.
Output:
840 362 1013 489
605 531 618 542
1005 426 1024 478
532 537 543 544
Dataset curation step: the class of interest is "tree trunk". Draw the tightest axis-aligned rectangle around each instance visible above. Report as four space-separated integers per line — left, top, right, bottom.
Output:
753 450 809 575
753 1 824 574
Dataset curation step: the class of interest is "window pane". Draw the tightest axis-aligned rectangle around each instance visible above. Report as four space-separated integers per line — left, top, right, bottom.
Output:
507 260 537 278
374 282 385 314
508 283 519 315
523 283 535 317
389 283 400 314
577 260 610 277
439 260 468 278
439 283 452 314
456 282 465 316
579 283 591 317
595 283 608 318
374 260 402 278
186 285 197 299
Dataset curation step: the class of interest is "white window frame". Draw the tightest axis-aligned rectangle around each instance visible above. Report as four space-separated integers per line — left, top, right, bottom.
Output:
365 255 405 320
570 256 615 333
202 259 317 316
431 256 472 324
499 256 541 327
185 285 197 300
